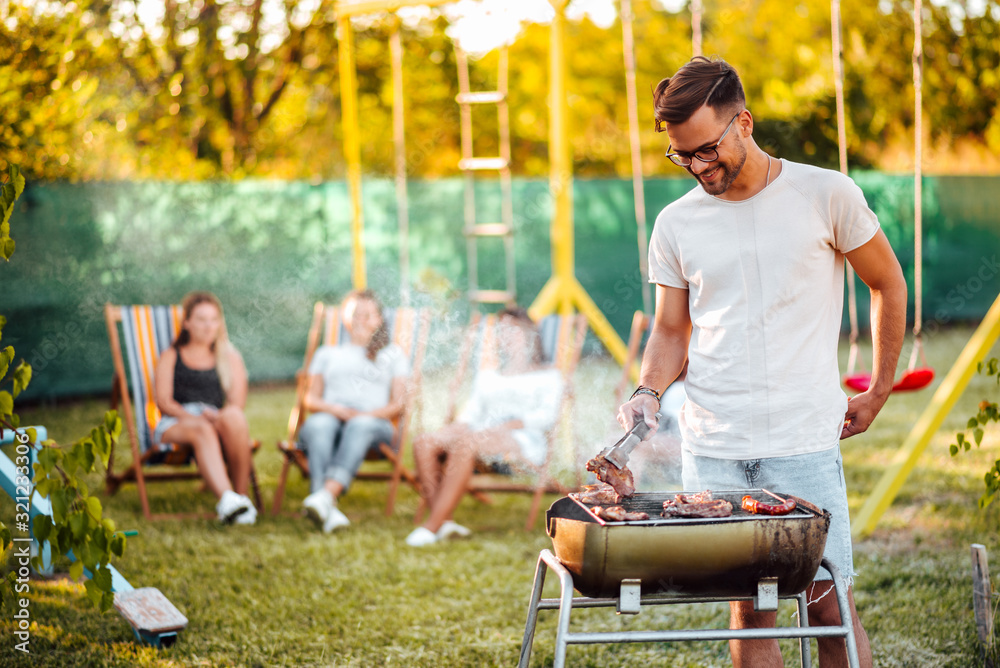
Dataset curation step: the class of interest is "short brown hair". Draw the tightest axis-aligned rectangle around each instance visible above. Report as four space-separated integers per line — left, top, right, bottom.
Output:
653 56 745 131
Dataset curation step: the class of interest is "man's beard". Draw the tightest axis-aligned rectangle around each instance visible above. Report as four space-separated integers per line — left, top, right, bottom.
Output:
692 140 747 195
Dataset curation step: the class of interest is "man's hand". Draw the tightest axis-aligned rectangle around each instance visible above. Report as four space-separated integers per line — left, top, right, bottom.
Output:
841 392 887 439
618 394 659 432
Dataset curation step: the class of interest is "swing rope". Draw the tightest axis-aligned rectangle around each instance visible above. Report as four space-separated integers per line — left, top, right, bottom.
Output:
837 0 934 393
621 0 652 316
895 0 935 391
833 0 868 380
909 0 928 371
390 19 410 307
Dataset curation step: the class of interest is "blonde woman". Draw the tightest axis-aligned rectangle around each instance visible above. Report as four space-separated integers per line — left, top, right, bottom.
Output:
299 290 411 533
153 291 256 524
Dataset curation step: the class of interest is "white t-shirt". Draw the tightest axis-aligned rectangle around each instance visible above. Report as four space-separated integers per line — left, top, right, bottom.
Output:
459 368 564 433
308 343 410 413
458 368 564 466
647 159 880 459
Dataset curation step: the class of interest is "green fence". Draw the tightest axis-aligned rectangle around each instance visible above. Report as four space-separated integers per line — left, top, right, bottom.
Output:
4 174 999 400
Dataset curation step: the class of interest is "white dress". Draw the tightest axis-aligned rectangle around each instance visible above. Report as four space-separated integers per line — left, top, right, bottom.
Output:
458 368 564 467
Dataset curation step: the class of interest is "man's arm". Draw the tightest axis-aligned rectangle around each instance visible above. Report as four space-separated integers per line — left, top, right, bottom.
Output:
618 284 692 431
842 229 907 438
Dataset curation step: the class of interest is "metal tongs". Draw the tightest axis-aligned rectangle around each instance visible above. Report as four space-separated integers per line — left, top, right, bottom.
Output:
596 417 654 469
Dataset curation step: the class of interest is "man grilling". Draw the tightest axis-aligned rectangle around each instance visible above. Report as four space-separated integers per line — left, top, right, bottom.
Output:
617 56 906 668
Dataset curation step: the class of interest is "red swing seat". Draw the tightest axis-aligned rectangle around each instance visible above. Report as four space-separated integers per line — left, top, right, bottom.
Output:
843 325 935 394
842 367 935 393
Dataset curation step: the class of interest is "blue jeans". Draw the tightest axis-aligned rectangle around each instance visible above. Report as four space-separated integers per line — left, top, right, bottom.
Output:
298 413 394 494
681 446 855 585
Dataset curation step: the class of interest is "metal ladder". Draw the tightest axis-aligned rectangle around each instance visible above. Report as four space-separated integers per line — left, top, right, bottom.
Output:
455 46 515 307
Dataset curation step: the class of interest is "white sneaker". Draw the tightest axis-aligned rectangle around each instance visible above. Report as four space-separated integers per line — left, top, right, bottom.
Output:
436 520 471 540
302 489 333 528
233 497 257 525
322 503 350 534
405 527 439 547
217 490 253 524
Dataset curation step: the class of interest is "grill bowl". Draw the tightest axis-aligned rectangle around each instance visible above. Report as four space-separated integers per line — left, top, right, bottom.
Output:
546 489 831 599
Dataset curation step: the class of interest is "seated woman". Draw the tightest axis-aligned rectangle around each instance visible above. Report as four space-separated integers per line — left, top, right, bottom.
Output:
406 306 564 547
299 290 411 533
153 291 256 524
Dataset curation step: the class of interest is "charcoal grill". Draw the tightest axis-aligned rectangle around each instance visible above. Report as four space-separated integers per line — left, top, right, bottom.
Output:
517 489 860 667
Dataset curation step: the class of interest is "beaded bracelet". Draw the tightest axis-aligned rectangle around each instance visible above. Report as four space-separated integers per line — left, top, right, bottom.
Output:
630 385 662 405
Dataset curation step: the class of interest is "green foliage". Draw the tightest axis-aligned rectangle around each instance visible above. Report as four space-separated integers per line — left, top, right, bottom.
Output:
0 164 128 614
29 412 125 612
951 357 1000 509
0 163 27 613
0 163 24 260
3 0 1000 180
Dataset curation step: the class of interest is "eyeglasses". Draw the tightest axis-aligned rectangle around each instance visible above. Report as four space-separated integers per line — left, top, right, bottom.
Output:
665 111 742 167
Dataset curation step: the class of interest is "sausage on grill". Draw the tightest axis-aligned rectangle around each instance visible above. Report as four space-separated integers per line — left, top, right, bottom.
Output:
741 495 797 516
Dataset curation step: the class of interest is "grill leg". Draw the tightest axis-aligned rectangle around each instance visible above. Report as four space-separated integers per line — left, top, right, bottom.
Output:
822 559 860 668
518 551 550 668
796 590 812 668
540 549 577 668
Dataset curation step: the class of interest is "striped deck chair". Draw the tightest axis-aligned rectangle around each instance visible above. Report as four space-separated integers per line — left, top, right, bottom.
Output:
104 304 263 520
433 312 587 530
271 302 430 517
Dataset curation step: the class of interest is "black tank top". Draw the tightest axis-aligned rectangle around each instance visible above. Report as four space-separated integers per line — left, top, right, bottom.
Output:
173 350 225 408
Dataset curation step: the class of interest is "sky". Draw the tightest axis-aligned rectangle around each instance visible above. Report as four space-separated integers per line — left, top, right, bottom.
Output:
439 0 991 53
408 0 619 53
350 0 992 54
106 0 622 56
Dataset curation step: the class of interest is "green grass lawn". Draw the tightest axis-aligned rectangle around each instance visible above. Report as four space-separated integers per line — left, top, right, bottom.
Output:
2 326 999 667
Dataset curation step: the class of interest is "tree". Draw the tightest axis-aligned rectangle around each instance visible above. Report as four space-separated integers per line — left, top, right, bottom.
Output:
0 3 124 180
80 0 344 178
2 0 1000 181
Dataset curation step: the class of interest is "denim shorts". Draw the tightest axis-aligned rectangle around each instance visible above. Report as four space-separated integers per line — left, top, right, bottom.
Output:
151 402 217 452
681 446 855 585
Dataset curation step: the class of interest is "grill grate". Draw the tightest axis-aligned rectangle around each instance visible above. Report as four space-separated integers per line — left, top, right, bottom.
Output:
575 489 816 525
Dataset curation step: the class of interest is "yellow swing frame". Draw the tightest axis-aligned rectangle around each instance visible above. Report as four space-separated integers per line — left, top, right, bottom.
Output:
334 0 629 363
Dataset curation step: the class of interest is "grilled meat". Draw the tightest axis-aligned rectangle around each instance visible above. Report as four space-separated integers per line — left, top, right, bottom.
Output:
675 491 714 504
661 498 733 518
570 483 621 505
585 455 636 498
594 505 650 522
